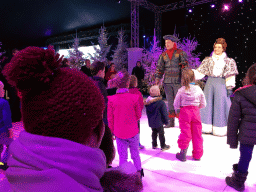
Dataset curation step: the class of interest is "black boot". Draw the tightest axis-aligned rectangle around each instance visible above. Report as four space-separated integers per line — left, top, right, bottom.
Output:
176 148 188 162
137 169 144 178
225 164 248 192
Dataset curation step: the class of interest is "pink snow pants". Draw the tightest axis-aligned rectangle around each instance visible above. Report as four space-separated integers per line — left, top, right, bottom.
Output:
178 106 203 160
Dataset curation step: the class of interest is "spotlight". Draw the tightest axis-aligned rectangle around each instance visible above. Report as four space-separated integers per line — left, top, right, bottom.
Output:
223 4 229 11
188 9 192 13
143 35 146 38
210 4 215 8
238 0 243 2
116 0 121 3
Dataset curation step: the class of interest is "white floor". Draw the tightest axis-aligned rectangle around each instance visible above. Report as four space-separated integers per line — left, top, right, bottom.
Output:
111 107 256 192
1 106 256 192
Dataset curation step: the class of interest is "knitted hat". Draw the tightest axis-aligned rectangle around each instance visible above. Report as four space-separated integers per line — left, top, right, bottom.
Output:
149 85 160 96
3 46 105 144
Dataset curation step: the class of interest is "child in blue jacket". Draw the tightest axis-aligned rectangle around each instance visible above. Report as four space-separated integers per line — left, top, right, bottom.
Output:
144 85 170 151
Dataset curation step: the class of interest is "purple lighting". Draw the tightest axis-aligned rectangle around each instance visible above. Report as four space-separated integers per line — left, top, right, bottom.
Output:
238 0 243 2
211 4 215 8
188 9 192 13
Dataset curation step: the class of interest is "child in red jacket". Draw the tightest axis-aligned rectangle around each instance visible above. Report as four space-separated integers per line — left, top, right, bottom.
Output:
108 70 144 177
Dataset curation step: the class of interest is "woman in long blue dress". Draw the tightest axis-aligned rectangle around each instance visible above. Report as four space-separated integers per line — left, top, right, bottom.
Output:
193 38 238 136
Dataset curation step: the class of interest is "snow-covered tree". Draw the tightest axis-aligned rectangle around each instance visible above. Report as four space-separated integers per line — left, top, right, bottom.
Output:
112 29 128 71
89 26 111 63
68 37 84 70
142 29 163 87
176 36 201 69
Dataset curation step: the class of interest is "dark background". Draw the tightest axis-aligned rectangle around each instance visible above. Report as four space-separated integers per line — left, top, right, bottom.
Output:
0 0 255 87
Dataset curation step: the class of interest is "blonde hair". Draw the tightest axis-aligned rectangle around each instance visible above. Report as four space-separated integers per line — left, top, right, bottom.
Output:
149 85 160 96
115 69 130 88
181 69 195 90
129 75 138 88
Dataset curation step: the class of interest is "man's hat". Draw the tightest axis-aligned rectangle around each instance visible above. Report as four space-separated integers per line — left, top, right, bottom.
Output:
163 35 179 42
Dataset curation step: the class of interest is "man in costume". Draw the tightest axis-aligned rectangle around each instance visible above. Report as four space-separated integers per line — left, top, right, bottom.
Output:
155 35 188 127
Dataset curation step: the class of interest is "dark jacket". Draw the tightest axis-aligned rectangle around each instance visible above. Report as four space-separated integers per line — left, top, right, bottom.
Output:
227 85 256 148
91 76 108 126
156 49 188 84
81 66 92 77
0 97 12 134
144 96 169 128
132 66 144 81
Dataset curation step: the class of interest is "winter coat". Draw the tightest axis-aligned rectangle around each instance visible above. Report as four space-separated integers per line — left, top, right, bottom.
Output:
92 76 108 126
132 66 144 80
173 84 206 113
4 131 107 192
1 131 142 192
227 85 256 148
0 97 12 134
155 49 188 84
108 92 141 139
81 65 92 77
129 87 144 112
144 96 169 128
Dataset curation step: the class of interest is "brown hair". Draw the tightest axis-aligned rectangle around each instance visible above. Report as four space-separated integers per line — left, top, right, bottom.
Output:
91 61 105 76
115 69 130 88
213 38 227 52
243 63 256 85
129 75 138 88
181 69 195 90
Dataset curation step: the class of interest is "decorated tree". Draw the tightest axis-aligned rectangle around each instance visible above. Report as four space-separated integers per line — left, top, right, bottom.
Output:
142 29 163 88
176 36 201 69
89 26 111 63
112 29 128 71
68 37 85 70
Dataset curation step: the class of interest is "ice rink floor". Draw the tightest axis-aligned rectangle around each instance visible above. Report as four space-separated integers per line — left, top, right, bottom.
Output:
1 106 256 192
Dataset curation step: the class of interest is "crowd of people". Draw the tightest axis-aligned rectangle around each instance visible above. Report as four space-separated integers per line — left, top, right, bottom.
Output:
0 34 254 191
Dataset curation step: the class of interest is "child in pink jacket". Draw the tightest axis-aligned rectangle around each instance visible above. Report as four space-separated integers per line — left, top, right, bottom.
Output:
108 70 144 177
174 69 206 162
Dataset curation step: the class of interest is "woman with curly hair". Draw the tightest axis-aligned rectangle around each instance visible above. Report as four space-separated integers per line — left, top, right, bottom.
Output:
193 38 239 136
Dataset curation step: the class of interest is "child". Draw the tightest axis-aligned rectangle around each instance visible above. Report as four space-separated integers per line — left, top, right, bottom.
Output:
174 69 206 162
144 85 170 151
129 75 144 149
225 63 256 191
0 81 12 170
107 70 144 177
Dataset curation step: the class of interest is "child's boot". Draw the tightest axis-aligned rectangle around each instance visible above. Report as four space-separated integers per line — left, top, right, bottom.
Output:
225 164 248 192
137 169 144 178
176 148 188 162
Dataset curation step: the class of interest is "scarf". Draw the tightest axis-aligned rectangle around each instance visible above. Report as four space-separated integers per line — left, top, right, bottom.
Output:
166 43 177 60
6 131 106 192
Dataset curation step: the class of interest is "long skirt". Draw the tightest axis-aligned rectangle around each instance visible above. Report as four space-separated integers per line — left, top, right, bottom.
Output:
201 77 231 128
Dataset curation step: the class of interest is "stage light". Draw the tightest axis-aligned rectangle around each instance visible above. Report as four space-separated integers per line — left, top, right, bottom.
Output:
188 9 192 13
143 35 146 38
238 0 243 2
223 5 229 11
116 0 121 3
210 4 215 8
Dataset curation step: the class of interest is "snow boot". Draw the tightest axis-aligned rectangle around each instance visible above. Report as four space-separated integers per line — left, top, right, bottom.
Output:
176 148 188 162
225 164 248 192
